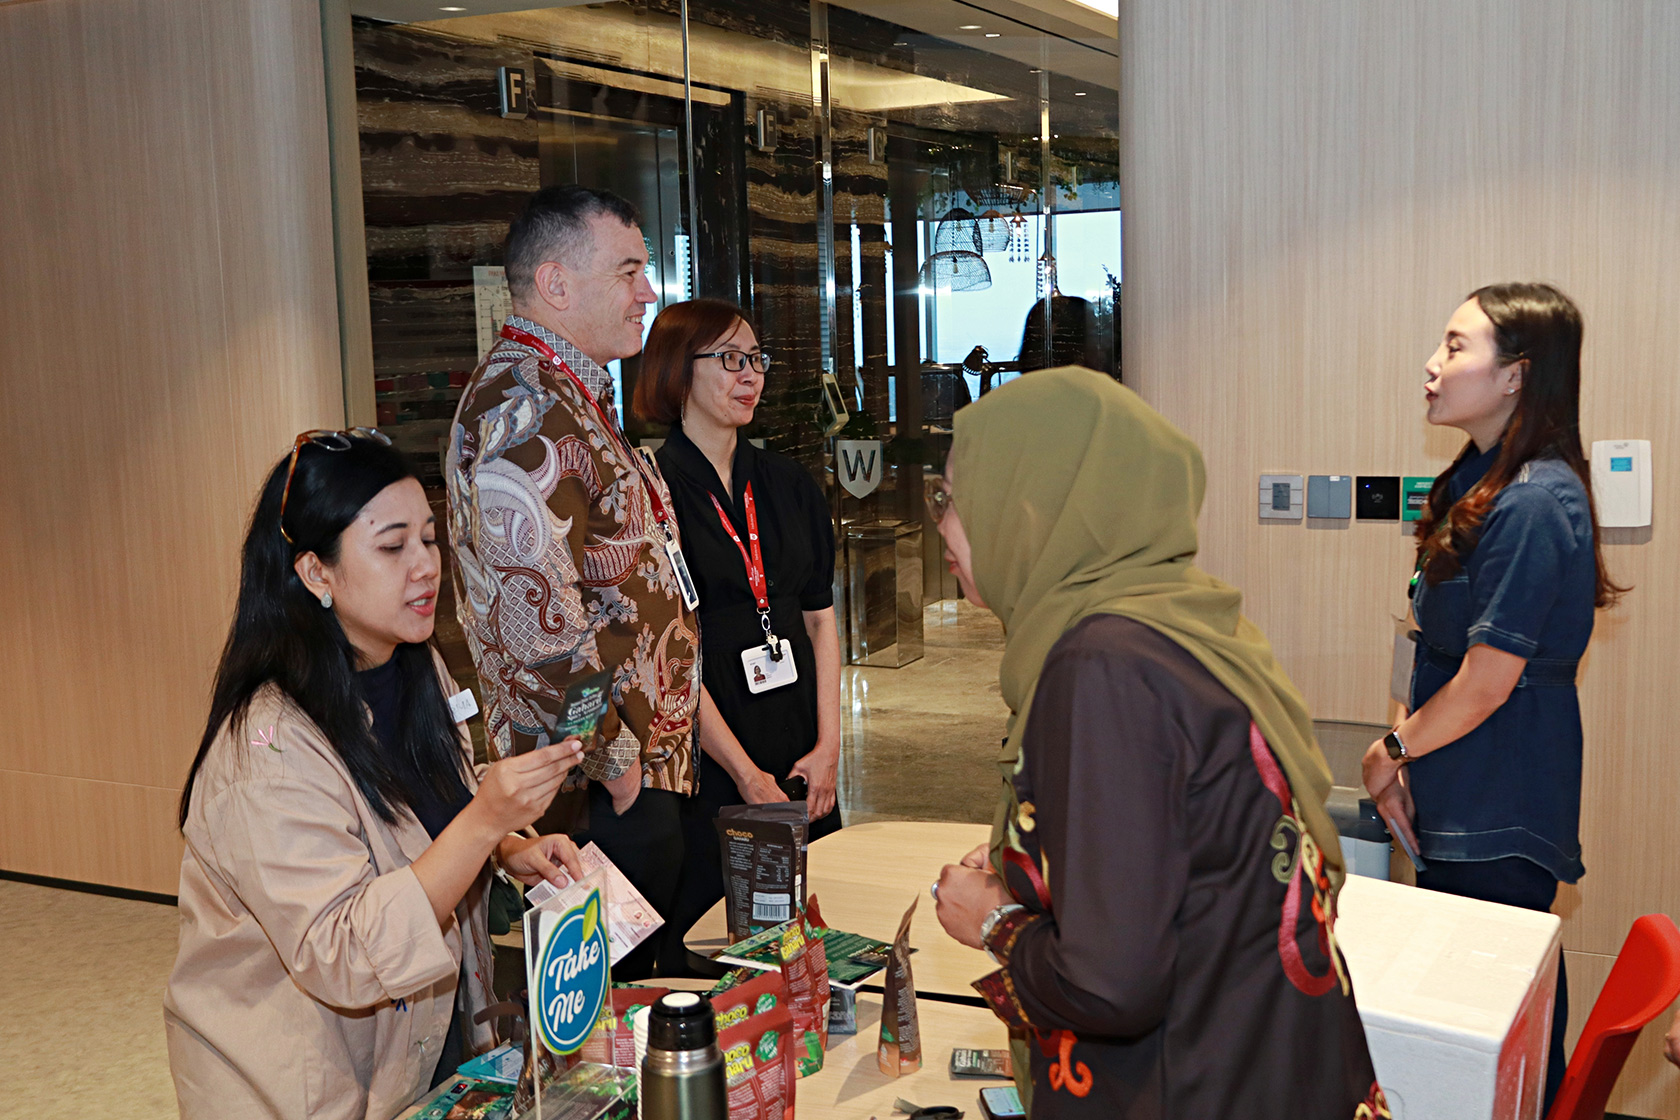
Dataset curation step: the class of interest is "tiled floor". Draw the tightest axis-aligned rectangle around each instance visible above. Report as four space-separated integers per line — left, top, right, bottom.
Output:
0 599 1011 1120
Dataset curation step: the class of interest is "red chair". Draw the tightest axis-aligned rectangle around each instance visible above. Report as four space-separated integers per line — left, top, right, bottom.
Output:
1545 913 1680 1120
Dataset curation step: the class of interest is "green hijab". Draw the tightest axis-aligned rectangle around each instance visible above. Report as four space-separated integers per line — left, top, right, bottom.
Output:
951 367 1345 898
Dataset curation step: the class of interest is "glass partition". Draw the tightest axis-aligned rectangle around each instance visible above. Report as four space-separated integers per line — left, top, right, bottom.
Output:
347 0 1118 667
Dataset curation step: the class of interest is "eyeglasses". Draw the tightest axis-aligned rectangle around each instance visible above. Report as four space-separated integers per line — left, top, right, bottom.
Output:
693 349 773 374
924 475 954 524
278 427 392 545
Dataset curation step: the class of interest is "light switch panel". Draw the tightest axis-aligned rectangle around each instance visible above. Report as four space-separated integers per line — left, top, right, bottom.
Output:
1307 475 1353 519
1259 474 1304 520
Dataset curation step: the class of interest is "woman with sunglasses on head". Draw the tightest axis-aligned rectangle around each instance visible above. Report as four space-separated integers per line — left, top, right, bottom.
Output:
1362 283 1624 1112
632 299 842 973
165 429 586 1120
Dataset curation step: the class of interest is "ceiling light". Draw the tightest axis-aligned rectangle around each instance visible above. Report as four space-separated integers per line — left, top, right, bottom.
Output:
439 5 466 9
958 24 981 30
1074 91 1087 96
984 32 1000 37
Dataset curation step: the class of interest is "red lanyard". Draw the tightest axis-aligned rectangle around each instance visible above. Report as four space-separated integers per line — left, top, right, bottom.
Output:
499 323 672 529
709 483 770 614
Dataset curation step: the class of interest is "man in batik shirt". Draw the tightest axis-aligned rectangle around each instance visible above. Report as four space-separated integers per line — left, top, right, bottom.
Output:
444 185 699 976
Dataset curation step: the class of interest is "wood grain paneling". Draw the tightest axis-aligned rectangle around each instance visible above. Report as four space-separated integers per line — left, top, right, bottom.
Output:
1120 2 1680 1111
0 0 344 893
0 771 184 894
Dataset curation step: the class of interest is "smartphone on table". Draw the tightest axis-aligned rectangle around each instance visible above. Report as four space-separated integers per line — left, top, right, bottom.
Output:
979 1086 1025 1120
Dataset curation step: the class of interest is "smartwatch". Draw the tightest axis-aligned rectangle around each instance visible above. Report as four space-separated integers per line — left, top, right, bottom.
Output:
1383 730 1409 761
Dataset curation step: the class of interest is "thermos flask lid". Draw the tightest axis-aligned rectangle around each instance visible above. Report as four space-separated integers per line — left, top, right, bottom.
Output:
648 991 717 1051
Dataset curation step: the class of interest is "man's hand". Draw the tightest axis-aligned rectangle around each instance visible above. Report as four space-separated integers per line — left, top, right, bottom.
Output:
603 769 642 816
934 862 1014 950
788 740 839 817
1665 1006 1680 1068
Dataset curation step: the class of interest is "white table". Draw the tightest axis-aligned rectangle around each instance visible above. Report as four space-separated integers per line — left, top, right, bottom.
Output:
1336 874 1561 1120
686 821 994 1001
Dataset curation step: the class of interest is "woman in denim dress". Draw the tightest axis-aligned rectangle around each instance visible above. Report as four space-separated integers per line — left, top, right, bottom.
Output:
1362 283 1625 1112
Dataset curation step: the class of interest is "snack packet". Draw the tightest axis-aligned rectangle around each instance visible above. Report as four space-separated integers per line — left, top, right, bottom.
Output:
877 896 922 1076
715 802 808 940
710 967 790 1033
577 986 670 1068
719 1004 797 1120
777 913 831 1077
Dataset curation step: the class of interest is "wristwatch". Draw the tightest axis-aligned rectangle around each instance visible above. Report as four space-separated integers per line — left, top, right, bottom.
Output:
979 903 1026 965
1383 730 1409 761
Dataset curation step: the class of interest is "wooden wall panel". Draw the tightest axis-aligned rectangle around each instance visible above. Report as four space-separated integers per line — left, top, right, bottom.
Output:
1120 2 1680 1112
0 0 344 893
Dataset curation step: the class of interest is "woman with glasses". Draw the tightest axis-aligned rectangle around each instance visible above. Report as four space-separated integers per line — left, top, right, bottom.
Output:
632 299 842 973
928 370 1384 1118
165 429 586 1119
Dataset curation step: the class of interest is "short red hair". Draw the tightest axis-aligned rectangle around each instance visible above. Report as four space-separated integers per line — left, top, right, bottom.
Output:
633 299 757 424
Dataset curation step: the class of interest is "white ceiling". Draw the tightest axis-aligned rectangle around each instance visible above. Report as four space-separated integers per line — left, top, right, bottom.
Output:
349 0 1117 90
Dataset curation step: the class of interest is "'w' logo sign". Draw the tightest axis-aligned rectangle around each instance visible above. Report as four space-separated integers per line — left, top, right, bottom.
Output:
836 440 884 498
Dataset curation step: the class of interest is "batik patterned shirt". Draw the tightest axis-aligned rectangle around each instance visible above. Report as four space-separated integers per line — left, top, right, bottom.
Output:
444 315 699 798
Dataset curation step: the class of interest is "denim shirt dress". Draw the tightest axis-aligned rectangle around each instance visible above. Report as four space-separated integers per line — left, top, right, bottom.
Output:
1407 444 1596 883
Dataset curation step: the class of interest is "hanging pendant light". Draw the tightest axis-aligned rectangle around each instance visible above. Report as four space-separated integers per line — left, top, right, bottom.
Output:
975 209 1012 253
919 250 993 292
931 207 983 254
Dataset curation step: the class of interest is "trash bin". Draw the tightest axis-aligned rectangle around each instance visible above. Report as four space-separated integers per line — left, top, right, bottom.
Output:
1326 786 1391 880
842 519 923 667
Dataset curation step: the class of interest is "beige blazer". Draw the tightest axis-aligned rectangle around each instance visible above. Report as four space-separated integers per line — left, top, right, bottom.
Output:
164 673 498 1120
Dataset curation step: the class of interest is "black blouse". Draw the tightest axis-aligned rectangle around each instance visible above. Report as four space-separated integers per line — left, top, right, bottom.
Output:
655 427 834 652
654 426 836 787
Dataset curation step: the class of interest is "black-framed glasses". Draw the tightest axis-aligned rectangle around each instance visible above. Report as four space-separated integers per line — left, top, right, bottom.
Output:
693 349 773 374
924 475 953 524
278 427 392 545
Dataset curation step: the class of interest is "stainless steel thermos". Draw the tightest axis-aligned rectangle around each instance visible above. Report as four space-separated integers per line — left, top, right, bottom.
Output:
640 992 728 1120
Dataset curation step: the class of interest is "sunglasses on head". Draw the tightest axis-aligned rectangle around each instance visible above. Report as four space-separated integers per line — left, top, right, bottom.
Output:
278 427 392 545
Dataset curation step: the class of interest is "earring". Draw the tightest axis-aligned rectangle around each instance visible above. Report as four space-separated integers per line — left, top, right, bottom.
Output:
321 591 333 609
1505 388 1516 396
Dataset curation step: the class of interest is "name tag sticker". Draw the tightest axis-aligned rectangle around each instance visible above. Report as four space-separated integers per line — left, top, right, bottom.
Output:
741 639 799 694
447 689 479 722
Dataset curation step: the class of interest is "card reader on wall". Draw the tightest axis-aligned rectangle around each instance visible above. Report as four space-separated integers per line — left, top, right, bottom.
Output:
1590 439 1651 528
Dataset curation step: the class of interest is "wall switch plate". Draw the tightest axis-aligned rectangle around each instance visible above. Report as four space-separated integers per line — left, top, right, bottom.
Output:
1590 439 1652 527
1307 475 1353 518
1259 474 1304 520
1356 476 1401 520
1402 477 1433 522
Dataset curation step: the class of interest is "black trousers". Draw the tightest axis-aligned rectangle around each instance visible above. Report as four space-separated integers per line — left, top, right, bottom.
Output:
1416 857 1568 1113
569 783 683 981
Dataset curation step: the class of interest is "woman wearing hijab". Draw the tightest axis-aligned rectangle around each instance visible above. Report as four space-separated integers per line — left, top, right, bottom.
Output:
930 369 1386 1119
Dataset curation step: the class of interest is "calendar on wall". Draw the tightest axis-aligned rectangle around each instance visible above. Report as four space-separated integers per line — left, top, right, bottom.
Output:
473 265 512 358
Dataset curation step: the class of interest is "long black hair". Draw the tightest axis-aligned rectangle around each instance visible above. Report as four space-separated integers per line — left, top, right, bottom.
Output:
179 435 469 828
1415 282 1626 608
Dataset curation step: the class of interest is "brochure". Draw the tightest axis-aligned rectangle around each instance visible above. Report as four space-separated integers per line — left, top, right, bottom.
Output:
525 842 663 965
711 917 905 990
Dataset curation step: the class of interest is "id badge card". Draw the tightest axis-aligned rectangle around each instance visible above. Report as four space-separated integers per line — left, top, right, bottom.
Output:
665 537 700 611
741 638 799 694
